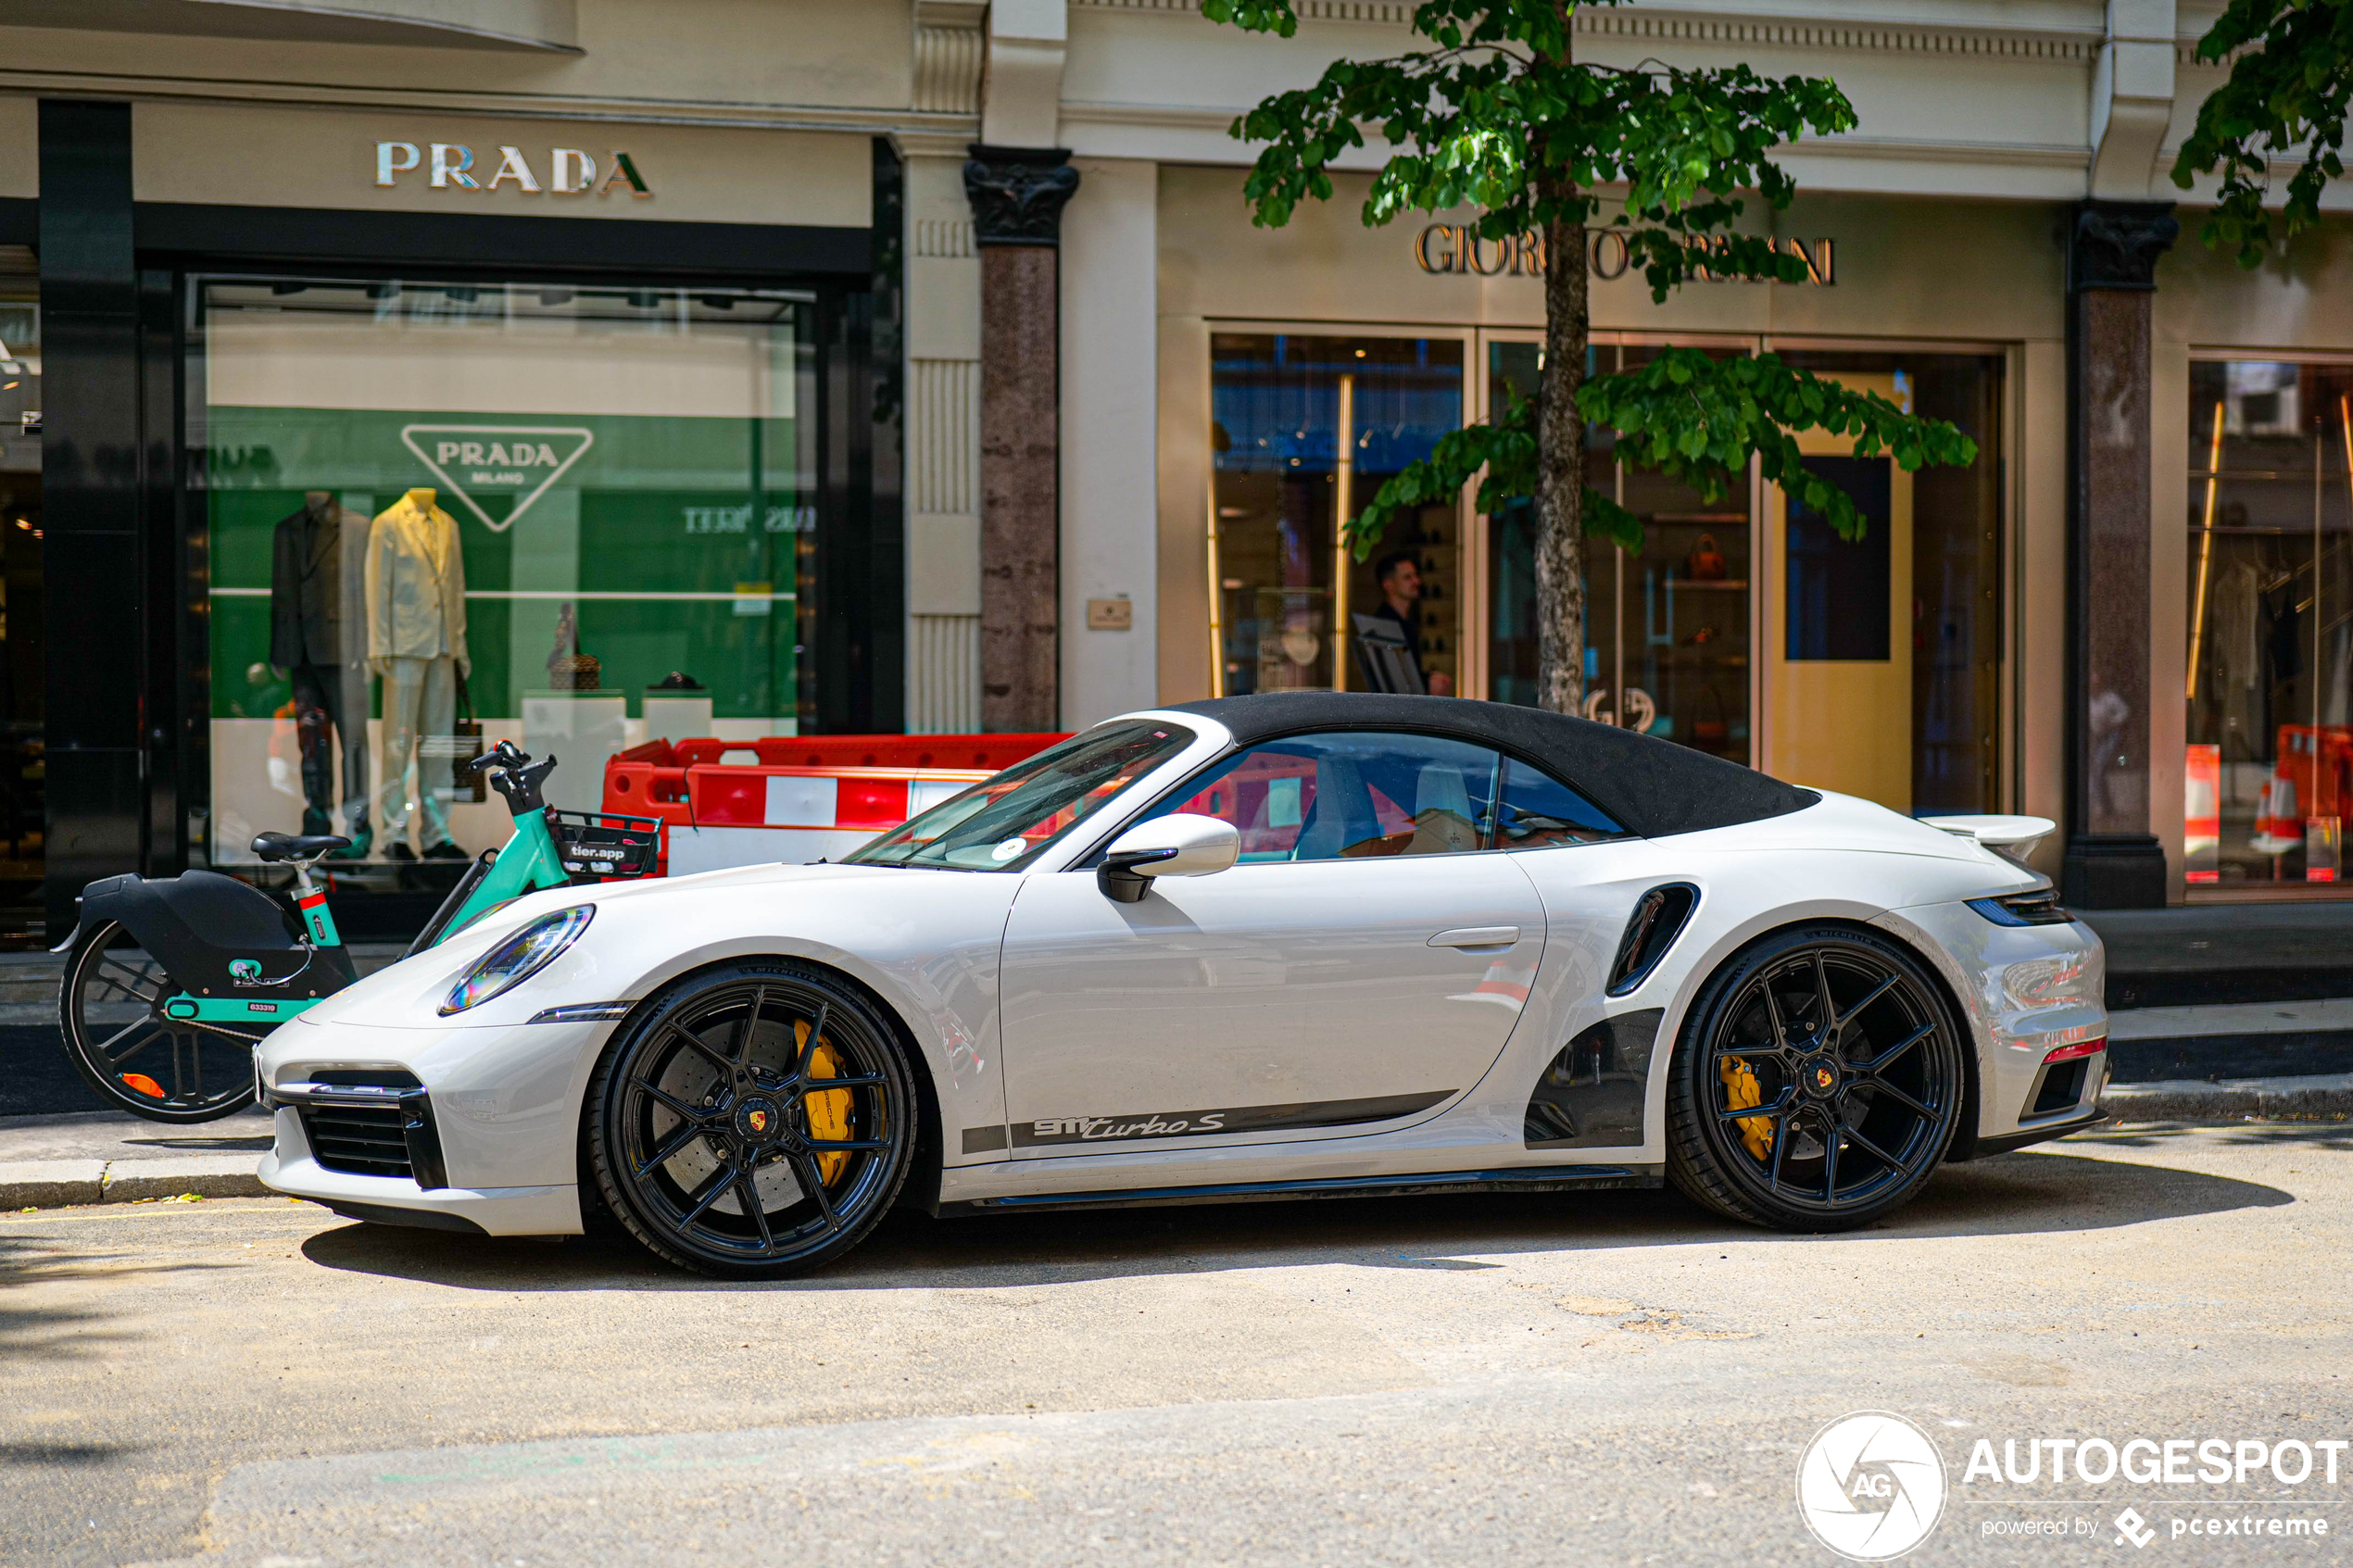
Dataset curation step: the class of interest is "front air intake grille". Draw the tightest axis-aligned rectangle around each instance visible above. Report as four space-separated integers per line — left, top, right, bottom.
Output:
292 1069 448 1188
302 1103 414 1178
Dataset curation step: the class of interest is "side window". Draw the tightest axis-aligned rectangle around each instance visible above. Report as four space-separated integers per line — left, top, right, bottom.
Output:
1497 758 1628 848
1150 731 1503 861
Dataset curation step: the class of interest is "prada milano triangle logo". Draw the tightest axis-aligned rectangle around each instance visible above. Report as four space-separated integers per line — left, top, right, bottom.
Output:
400 426 594 532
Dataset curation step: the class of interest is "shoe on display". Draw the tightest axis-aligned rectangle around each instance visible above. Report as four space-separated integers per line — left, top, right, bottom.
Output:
326 828 372 860
387 842 417 862
422 842 470 861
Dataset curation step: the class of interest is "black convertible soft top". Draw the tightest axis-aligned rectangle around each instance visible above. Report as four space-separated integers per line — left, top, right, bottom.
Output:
1168 693 1818 840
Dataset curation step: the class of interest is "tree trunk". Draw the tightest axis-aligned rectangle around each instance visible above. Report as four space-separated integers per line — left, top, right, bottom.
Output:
1533 12 1587 716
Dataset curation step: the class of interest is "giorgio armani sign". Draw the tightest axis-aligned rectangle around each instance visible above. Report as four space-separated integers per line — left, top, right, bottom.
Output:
1415 223 1835 284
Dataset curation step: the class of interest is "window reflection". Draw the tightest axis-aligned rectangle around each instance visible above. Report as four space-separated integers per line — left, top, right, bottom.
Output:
1210 335 1463 696
2185 359 2353 891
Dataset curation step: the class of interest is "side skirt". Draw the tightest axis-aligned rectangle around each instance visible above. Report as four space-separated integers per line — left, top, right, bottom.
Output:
937 1164 1664 1217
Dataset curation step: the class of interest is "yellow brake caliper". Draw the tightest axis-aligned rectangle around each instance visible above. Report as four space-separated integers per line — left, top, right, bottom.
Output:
1718 1055 1775 1161
795 1019 850 1186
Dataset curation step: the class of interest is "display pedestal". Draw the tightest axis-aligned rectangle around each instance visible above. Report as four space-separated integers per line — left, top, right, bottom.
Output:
523 689 627 812
643 692 715 746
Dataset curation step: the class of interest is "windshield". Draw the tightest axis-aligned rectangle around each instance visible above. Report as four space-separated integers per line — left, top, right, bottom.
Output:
844 721 1196 871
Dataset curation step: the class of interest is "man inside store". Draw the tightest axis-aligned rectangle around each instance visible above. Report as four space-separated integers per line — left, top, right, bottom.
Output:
1370 549 1453 697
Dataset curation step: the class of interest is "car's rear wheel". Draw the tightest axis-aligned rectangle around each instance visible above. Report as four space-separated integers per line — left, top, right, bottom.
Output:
1665 925 1964 1232
587 960 917 1278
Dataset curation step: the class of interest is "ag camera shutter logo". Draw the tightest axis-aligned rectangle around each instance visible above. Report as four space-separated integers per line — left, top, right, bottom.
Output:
1796 1411 1949 1561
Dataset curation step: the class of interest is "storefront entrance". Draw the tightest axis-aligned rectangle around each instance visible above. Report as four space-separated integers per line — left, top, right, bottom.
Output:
1484 338 2008 815
1768 372 1916 810
0 272 39 944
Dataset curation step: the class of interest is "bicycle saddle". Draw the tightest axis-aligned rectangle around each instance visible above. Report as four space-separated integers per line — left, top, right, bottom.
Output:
250 832 352 863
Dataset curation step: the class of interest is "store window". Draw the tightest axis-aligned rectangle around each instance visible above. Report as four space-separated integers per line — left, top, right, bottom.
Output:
2184 359 2353 891
1490 341 1754 764
1208 334 1464 696
1487 343 2004 815
0 284 38 944
192 276 816 897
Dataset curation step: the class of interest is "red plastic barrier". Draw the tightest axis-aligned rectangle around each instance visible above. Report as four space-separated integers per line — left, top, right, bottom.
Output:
601 733 1068 875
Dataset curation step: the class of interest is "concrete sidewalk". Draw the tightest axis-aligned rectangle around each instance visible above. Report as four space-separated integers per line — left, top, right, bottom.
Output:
0 1106 273 1209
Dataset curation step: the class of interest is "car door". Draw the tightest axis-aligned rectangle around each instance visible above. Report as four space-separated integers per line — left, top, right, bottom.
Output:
997 730 1550 1155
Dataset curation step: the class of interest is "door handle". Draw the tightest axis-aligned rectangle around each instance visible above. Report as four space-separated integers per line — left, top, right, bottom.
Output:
1430 926 1519 947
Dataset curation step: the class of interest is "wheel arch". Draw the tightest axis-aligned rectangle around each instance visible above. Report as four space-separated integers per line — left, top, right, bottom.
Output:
1662 914 1981 1163
572 951 948 1217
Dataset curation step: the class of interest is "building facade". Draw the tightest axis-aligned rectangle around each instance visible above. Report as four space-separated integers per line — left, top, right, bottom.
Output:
1026 0 2353 909
2 0 2349 936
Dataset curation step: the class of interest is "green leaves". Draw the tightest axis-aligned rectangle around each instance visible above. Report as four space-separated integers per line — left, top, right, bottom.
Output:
1350 356 1979 554
1211 1 1856 300
2171 0 2353 265
1585 351 1978 541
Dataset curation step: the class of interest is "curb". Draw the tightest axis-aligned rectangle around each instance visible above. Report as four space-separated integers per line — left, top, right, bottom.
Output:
2101 1072 2353 1123
1 1155 268 1211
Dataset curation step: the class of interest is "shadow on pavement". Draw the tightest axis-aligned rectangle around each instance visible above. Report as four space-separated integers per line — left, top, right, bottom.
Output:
297 1138 2292 1294
0 1234 243 1368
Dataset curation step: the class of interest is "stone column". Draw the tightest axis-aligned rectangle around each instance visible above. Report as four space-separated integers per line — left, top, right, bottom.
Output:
964 145 1078 732
2062 200 2177 909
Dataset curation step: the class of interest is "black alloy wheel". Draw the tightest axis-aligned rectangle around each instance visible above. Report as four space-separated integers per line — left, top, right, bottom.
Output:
58 920 263 1123
587 960 917 1278
1666 925 1964 1231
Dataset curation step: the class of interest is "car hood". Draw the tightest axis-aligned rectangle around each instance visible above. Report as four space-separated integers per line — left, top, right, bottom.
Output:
295 859 1018 1031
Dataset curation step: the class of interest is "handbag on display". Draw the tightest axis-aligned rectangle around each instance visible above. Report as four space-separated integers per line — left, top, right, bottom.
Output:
1686 533 1729 581
453 670 486 803
1692 683 1730 750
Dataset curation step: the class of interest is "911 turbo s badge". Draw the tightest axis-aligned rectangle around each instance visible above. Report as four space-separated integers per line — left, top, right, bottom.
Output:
1013 1091 1454 1148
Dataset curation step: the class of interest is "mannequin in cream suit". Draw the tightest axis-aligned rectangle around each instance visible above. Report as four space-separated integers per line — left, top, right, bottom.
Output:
366 487 470 859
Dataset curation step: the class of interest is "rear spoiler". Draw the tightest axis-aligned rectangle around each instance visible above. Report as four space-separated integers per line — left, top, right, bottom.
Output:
1919 814 2056 860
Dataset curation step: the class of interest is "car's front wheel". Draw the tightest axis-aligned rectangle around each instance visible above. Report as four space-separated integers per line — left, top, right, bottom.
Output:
586 960 918 1278
1665 925 1965 1232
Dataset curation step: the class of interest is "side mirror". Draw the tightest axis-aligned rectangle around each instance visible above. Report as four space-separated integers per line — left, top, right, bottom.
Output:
1097 813 1240 903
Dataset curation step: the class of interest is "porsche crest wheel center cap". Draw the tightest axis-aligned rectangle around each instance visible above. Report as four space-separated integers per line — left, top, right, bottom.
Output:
1802 1057 1843 1099
734 1097 783 1144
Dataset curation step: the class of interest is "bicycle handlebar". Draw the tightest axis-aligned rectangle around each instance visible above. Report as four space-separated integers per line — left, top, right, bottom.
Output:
465 739 533 776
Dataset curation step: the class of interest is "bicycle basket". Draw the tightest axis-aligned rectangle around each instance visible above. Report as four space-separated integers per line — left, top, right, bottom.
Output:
551 809 662 880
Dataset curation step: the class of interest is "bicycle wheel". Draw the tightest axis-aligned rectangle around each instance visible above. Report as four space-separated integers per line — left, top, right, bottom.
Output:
59 920 262 1123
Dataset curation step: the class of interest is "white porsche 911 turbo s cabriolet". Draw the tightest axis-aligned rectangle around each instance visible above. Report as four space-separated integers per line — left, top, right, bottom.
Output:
257 693 2108 1277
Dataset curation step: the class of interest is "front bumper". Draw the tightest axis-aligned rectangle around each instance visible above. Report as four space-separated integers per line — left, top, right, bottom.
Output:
261 1107 582 1235
256 1012 615 1236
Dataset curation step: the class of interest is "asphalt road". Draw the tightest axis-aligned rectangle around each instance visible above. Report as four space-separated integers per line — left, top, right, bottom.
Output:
5 1122 2351 1567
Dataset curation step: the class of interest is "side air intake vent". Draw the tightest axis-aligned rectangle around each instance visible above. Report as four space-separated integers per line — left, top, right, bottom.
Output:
1605 884 1699 997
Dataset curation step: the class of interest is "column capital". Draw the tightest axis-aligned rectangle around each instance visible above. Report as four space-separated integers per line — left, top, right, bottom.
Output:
2068 200 2180 293
963 145 1080 248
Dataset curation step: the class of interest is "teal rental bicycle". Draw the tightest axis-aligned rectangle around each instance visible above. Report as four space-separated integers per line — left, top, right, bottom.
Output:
55 741 658 1123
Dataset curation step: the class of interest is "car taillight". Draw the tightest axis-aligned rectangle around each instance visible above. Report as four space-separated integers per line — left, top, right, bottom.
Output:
1968 888 2074 926
2043 1037 2105 1064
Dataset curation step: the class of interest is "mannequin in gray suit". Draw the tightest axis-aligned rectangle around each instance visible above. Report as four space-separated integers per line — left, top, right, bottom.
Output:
270 491 371 852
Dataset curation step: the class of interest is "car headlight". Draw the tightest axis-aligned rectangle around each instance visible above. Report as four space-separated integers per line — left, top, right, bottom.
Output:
439 906 594 1015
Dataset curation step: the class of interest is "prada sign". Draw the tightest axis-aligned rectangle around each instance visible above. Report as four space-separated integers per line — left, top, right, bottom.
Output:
1415 224 1835 284
374 142 652 198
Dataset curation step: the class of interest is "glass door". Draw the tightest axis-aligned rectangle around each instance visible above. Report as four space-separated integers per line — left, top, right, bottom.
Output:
0 282 39 945
1485 335 1755 765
